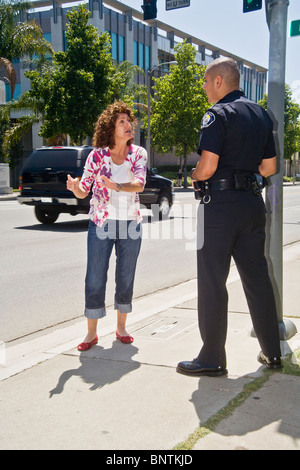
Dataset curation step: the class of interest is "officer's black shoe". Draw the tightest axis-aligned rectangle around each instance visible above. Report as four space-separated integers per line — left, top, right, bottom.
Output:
257 351 282 370
176 358 228 377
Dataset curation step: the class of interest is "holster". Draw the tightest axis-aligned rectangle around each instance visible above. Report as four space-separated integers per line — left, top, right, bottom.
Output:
250 173 267 195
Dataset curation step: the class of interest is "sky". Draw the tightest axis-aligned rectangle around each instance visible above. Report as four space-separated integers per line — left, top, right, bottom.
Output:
124 0 300 104
31 0 300 104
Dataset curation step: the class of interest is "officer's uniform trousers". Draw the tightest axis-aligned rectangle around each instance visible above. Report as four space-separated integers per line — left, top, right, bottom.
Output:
197 188 281 369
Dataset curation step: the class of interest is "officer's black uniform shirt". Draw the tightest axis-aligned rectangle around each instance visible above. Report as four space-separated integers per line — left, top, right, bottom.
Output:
198 90 276 181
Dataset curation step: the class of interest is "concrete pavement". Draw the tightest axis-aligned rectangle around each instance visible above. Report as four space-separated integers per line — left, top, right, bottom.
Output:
0 240 300 451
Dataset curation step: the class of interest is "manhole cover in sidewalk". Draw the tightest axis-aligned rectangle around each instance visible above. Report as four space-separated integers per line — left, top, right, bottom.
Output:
133 317 197 339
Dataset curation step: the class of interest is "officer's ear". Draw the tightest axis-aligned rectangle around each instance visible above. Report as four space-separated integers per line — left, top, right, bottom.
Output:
215 75 222 88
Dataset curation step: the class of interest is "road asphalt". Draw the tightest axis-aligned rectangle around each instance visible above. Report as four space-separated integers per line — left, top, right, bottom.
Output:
0 189 299 452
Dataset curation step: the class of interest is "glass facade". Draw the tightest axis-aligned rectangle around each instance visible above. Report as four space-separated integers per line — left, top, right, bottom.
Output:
106 31 125 63
134 41 151 71
119 35 125 62
43 32 52 58
244 80 252 100
255 84 264 102
5 83 21 102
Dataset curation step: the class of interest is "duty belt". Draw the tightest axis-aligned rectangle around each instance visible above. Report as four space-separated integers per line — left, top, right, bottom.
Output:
193 173 267 203
208 179 236 190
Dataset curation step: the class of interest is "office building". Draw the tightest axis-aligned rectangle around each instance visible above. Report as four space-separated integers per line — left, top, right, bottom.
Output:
2 0 268 171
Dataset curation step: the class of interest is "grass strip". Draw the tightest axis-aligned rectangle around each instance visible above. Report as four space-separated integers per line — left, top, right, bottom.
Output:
173 370 272 451
282 352 300 376
174 353 300 451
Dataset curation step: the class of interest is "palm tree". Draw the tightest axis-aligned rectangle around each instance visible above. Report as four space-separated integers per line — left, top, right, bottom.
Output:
0 0 53 99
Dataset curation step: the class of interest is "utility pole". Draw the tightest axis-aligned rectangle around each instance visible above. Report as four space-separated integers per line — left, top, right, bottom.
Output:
264 0 297 339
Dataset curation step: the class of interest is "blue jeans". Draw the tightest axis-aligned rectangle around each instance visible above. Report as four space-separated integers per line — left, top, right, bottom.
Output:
85 219 142 319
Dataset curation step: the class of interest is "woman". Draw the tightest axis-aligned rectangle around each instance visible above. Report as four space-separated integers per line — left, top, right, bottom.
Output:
67 101 147 350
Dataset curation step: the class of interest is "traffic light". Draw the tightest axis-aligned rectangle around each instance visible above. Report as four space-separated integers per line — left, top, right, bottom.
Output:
243 0 262 13
142 0 157 21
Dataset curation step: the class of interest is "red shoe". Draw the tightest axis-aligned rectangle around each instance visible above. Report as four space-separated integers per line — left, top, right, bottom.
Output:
77 335 98 351
116 331 134 344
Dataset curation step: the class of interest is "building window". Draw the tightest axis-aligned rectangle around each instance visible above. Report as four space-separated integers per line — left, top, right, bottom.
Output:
43 32 51 43
43 32 52 59
107 31 125 63
139 43 144 69
5 83 21 102
145 45 151 71
133 41 150 70
243 80 252 100
134 41 138 66
111 32 118 61
119 35 125 63
256 84 263 102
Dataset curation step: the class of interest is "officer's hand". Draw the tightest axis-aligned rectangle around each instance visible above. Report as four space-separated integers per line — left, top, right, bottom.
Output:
190 168 199 191
192 180 198 191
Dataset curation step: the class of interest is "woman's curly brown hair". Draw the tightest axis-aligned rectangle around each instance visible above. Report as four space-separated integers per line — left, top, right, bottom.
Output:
92 101 136 149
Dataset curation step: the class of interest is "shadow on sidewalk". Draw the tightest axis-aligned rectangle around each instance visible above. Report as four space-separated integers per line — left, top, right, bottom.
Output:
49 341 140 397
189 366 300 446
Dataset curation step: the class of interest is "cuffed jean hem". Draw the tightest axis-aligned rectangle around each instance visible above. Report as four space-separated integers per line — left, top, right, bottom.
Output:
84 307 107 320
114 301 132 314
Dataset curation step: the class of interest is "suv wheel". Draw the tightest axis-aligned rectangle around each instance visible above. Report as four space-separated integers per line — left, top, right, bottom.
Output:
156 192 171 219
35 206 59 225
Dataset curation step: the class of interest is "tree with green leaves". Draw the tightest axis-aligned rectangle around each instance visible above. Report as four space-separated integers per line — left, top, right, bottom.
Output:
0 0 53 163
150 41 209 187
0 106 10 162
0 0 53 99
1 4 148 162
111 60 148 113
259 84 300 160
24 4 116 145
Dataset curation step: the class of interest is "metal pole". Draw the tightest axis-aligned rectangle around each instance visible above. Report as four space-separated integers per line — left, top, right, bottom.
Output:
264 0 297 339
147 71 151 168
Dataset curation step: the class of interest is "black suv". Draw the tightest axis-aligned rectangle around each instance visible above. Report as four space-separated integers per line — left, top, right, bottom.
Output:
18 146 174 224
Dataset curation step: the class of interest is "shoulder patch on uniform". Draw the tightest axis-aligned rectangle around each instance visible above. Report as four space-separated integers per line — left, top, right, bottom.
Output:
201 111 216 129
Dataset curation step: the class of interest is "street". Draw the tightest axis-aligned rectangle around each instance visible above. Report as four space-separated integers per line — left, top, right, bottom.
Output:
0 187 299 344
0 191 199 343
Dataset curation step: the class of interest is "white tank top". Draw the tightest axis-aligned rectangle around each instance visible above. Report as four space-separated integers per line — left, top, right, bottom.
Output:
110 161 135 220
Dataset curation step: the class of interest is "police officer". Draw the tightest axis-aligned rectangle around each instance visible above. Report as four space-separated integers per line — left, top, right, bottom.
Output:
177 57 282 377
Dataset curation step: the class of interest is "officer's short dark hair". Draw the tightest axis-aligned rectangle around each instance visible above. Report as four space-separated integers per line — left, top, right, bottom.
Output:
206 58 240 88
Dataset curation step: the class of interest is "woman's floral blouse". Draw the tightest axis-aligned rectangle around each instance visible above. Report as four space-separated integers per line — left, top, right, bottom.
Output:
80 145 148 227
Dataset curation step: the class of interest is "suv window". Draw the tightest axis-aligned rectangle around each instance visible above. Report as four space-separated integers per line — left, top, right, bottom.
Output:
80 148 93 163
23 149 80 171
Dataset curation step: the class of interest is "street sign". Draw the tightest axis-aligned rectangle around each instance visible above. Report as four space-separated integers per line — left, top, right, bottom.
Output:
290 20 300 37
166 0 190 11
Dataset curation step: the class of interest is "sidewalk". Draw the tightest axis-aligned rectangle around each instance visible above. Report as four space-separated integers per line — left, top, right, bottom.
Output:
0 242 300 451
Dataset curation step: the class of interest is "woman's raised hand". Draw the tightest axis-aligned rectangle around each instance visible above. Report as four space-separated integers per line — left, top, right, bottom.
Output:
66 174 80 193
